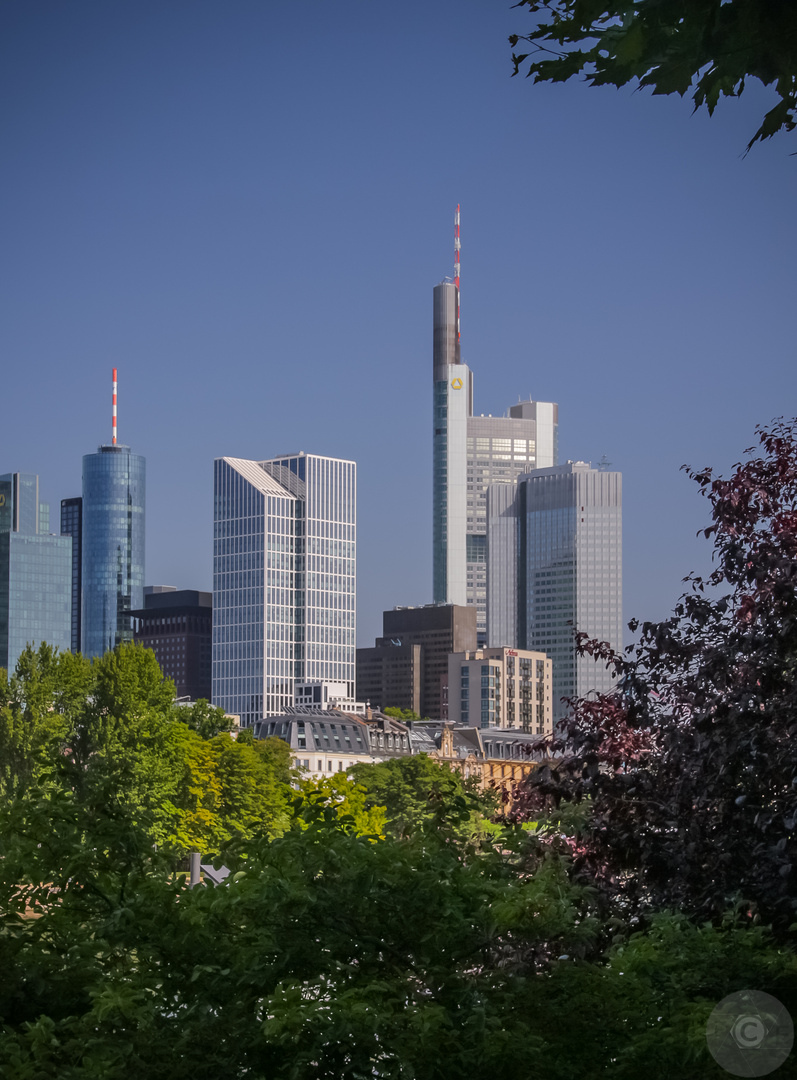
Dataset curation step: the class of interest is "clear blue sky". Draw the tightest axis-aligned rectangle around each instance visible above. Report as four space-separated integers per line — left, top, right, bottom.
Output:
2 0 795 647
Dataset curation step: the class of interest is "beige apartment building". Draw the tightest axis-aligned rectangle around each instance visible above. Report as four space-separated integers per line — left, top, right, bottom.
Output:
446 646 552 734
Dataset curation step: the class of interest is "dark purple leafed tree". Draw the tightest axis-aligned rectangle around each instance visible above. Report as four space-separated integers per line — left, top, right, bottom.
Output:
511 418 797 936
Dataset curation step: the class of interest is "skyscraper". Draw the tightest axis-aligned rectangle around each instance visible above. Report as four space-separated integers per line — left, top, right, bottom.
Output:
432 208 558 642
212 452 356 727
0 472 72 672
79 371 146 658
487 462 622 720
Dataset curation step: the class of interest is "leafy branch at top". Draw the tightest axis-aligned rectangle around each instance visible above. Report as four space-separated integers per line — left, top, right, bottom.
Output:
510 0 797 152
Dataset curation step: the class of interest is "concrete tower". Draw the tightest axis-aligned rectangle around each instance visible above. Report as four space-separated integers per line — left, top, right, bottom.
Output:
432 208 558 643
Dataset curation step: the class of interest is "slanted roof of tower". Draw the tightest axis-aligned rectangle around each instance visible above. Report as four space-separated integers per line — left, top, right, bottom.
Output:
220 457 295 498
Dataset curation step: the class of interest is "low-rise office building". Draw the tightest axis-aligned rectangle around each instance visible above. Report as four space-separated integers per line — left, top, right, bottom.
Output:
357 603 477 718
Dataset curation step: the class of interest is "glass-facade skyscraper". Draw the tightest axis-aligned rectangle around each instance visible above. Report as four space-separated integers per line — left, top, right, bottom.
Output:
432 276 558 643
0 472 72 673
81 445 146 659
487 462 622 721
212 452 356 728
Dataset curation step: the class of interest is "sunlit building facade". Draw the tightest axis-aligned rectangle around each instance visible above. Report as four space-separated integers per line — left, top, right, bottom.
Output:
212 453 356 728
487 462 622 721
447 646 552 733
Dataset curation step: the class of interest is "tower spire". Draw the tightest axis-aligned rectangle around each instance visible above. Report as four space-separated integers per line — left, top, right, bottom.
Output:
454 204 461 343
112 368 117 445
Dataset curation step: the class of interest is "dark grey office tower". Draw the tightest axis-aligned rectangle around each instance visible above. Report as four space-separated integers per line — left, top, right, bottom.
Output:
132 588 212 701
376 604 477 720
60 497 82 653
487 462 622 721
356 642 423 715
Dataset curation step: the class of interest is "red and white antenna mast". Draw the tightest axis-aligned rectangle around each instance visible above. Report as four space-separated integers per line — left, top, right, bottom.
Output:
454 204 461 343
112 368 117 445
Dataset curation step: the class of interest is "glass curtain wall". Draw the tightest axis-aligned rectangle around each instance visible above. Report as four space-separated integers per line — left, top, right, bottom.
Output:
81 446 146 659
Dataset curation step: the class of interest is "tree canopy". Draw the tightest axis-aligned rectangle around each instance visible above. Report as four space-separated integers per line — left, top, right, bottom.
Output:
0 643 293 858
510 1 797 151
349 753 500 841
2 789 795 1078
1 629 797 1074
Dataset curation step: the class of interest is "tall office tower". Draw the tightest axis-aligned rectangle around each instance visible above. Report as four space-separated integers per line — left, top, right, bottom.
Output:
432 208 558 642
212 452 356 728
0 472 72 672
487 462 622 721
80 370 146 658
60 496 82 654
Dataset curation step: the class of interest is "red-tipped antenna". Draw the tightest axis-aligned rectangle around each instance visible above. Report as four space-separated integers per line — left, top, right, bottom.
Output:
454 204 461 343
112 368 117 445
454 204 460 289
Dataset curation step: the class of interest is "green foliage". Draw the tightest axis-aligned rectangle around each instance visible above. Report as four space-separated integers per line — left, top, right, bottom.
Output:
510 1 797 151
349 753 500 842
2 644 796 1075
0 643 293 860
1 803 794 1079
177 697 235 739
295 771 388 837
0 645 71 798
382 706 423 721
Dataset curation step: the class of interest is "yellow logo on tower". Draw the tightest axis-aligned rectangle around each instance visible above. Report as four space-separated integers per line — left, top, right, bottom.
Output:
451 377 463 390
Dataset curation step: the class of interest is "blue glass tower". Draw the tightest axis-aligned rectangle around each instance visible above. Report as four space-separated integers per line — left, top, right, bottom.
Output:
0 472 72 673
81 445 146 659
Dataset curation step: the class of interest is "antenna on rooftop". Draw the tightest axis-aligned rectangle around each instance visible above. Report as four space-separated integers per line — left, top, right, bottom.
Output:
454 204 461 343
112 368 117 445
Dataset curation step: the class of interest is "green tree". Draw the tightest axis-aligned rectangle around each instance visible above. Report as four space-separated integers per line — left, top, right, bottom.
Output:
0 644 74 798
1 801 794 1079
382 706 423 721
510 1 797 151
176 697 235 739
0 643 293 859
296 771 388 837
349 754 499 842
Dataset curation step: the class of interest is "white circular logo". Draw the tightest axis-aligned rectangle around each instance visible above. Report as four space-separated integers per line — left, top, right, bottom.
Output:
706 990 793 1076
